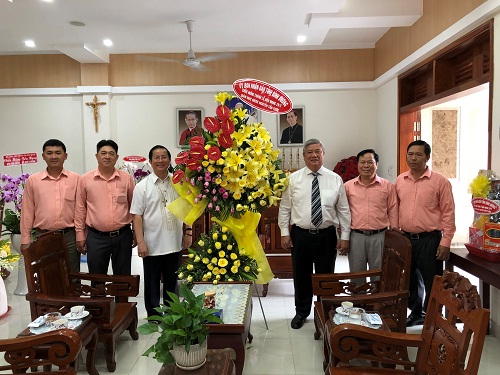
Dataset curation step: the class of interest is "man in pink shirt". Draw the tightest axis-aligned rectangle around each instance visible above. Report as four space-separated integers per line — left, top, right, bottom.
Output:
396 140 456 327
21 139 81 272
75 140 136 275
344 149 398 286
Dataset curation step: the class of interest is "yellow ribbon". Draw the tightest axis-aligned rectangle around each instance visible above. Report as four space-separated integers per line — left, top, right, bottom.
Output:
211 212 274 285
168 181 208 226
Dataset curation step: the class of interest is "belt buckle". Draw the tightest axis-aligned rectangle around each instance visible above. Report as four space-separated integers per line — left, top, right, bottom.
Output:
109 230 120 237
53 229 64 235
410 233 420 240
309 228 320 234
362 230 371 236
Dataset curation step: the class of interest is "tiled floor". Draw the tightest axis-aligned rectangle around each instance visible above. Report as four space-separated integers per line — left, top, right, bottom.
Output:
1 253 499 374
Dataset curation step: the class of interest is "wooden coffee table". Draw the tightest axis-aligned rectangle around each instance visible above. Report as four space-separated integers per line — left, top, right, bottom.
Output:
18 315 99 375
192 282 252 375
158 348 235 375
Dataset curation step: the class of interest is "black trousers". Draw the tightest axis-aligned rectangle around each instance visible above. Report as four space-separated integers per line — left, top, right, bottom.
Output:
408 231 443 317
143 252 182 317
290 226 337 318
86 227 133 275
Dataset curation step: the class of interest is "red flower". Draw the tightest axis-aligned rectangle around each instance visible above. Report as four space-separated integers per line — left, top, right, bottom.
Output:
172 169 184 184
333 156 359 182
175 151 189 165
218 133 233 149
204 117 220 133
189 145 206 160
186 158 201 171
189 136 205 148
207 146 222 161
216 105 231 120
221 118 235 135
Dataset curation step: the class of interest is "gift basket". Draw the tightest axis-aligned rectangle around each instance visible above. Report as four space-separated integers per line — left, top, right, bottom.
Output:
466 169 500 260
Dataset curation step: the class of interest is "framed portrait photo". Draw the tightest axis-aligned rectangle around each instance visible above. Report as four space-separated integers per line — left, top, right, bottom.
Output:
177 108 204 147
277 106 305 146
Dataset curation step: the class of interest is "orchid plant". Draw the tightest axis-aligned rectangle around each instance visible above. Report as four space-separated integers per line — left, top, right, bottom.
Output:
0 173 30 235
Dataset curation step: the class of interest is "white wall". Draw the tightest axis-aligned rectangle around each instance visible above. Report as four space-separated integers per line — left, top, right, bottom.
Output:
0 90 377 177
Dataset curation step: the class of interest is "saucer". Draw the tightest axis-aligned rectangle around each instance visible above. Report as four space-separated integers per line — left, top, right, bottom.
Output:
64 310 90 320
335 307 350 316
176 358 206 371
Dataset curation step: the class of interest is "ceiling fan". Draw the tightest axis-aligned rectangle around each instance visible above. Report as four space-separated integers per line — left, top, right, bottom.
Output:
138 20 236 70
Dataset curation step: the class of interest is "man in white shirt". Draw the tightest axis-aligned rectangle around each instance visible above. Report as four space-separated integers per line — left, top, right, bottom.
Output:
130 145 192 318
278 139 351 329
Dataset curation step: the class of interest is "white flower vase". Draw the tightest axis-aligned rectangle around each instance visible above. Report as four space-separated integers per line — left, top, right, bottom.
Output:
0 275 8 317
170 339 207 370
10 234 28 296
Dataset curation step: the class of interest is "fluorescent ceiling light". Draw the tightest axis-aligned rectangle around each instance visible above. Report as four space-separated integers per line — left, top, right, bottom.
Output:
297 35 307 43
24 40 35 48
102 39 113 47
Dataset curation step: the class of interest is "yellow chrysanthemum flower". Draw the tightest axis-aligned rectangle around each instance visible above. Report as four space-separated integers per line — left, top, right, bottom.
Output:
213 280 218 285
207 264 214 270
187 275 193 282
230 253 237 260
220 268 227 274
215 242 222 250
227 244 233 250
212 233 218 240
188 253 194 258
244 266 250 272
213 267 220 275
231 266 238 273
211 257 218 264
218 258 228 267
198 240 205 247
187 264 193 270
202 257 209 264
218 250 225 258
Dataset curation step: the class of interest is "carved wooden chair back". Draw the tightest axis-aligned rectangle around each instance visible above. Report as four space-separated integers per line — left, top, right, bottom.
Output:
328 271 490 375
416 271 489 374
378 229 411 294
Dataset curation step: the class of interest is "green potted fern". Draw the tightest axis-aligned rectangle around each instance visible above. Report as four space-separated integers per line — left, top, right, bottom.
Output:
138 282 223 369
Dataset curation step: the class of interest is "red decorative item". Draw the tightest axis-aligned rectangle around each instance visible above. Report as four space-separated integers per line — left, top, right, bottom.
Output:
333 156 359 182
207 146 221 161
188 136 205 148
175 151 189 165
215 105 231 120
189 145 206 160
203 117 220 132
172 170 184 184
218 133 233 149
220 118 235 135
465 243 500 261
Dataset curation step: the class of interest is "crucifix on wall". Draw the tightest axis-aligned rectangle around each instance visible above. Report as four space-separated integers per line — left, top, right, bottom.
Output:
86 95 106 132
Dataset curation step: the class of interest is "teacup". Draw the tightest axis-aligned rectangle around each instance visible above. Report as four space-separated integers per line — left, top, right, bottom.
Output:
53 318 68 329
348 312 362 324
70 305 85 318
341 301 353 313
45 312 62 327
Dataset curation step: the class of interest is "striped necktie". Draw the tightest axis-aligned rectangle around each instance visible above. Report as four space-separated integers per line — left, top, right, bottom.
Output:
311 172 322 227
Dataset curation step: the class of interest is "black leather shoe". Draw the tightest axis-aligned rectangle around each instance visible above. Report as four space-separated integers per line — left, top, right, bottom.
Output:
291 314 306 329
406 314 424 327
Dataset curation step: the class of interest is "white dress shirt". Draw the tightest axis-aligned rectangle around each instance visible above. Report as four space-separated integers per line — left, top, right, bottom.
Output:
278 166 351 240
130 173 183 255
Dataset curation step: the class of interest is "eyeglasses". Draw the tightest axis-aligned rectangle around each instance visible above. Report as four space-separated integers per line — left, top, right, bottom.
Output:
153 156 169 161
359 161 376 165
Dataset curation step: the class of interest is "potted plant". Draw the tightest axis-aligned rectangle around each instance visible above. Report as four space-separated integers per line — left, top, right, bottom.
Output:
138 282 223 368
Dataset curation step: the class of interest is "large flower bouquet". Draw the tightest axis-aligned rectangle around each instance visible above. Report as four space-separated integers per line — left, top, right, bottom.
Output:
177 223 260 284
169 92 288 284
172 92 288 221
333 156 359 182
0 172 30 235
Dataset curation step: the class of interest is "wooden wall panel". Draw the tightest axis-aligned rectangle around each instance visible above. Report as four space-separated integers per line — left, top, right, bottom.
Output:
109 49 374 87
81 64 109 86
0 55 80 88
375 0 487 78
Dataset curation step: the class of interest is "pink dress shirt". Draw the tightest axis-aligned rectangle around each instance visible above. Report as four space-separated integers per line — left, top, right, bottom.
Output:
395 168 456 247
20 169 80 245
344 175 398 230
75 168 134 242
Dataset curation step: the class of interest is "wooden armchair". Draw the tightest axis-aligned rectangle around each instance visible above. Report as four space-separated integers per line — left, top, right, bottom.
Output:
0 329 81 374
312 230 411 370
313 229 411 338
22 232 140 372
327 271 489 375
